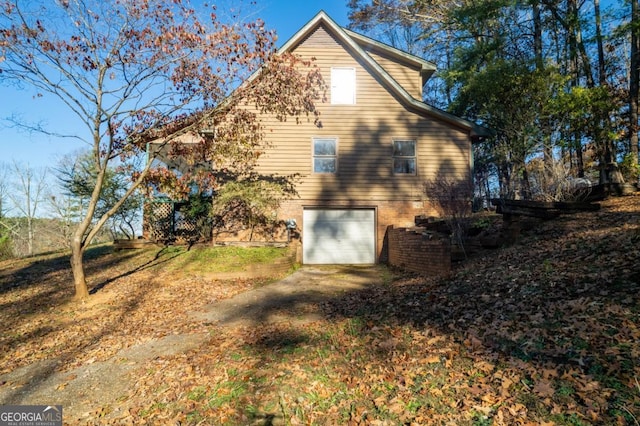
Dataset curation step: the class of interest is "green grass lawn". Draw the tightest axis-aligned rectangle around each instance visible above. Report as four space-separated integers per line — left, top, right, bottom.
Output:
157 245 291 273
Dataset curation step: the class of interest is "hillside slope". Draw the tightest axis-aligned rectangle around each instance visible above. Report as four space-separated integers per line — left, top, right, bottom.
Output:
325 193 640 424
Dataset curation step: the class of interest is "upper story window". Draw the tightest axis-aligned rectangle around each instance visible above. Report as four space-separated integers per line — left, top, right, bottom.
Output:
313 137 337 173
392 140 416 175
331 67 356 105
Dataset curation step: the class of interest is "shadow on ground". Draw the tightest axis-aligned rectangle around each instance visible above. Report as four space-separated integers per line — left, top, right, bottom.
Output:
184 199 640 424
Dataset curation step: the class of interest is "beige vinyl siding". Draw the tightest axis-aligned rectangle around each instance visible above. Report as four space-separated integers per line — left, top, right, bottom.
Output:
366 51 423 100
296 26 423 99
295 24 342 48
255 23 471 201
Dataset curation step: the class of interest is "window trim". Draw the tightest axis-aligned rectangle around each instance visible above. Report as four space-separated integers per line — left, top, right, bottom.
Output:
392 139 417 176
330 67 356 105
312 137 338 174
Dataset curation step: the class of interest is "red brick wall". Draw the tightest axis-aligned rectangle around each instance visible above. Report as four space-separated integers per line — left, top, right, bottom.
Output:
386 225 451 277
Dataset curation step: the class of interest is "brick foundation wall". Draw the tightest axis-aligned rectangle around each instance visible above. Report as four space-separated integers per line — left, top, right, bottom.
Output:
142 197 447 267
386 225 451 277
278 199 439 263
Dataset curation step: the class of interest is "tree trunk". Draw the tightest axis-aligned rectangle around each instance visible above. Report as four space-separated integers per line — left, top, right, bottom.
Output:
564 0 585 179
594 0 606 85
534 0 555 181
565 0 594 86
70 235 89 299
499 165 510 198
574 135 585 178
27 219 33 256
601 133 625 184
68 170 102 300
445 30 453 105
521 167 532 200
593 0 620 184
600 163 625 184
630 0 640 174
533 0 543 71
544 0 594 85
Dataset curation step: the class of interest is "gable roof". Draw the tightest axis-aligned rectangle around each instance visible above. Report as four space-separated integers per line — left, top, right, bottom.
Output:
343 28 436 89
277 11 488 139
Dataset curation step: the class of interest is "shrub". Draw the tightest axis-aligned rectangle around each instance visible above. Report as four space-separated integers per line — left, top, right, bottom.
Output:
0 233 14 261
423 177 473 254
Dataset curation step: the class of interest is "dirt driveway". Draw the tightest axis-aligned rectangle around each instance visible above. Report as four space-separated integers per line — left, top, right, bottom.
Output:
0 265 386 422
193 264 387 326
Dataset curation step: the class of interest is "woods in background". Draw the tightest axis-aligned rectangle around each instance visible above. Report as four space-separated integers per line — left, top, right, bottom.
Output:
0 157 141 260
348 0 640 200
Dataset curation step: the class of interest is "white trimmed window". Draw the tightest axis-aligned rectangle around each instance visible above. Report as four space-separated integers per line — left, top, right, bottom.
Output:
392 140 416 175
313 137 337 173
331 67 356 105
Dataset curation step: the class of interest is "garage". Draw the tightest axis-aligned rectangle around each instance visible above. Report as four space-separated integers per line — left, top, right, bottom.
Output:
302 208 376 264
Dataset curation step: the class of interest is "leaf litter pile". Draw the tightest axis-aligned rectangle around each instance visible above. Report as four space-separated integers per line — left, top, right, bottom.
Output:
1 195 639 425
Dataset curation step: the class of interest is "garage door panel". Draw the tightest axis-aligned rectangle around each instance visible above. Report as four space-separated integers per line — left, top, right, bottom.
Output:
303 209 375 264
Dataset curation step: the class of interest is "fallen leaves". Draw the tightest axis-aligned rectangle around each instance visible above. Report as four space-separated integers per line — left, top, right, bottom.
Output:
533 379 555 398
0 249 260 376
1 195 640 424
424 355 441 364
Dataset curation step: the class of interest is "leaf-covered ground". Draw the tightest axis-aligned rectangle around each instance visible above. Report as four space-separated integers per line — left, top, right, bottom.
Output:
1 195 639 425
0 246 277 377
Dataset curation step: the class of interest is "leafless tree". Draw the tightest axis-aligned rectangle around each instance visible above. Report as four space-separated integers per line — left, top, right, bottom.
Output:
424 176 474 256
0 163 13 259
5 162 49 256
630 0 640 178
47 192 81 248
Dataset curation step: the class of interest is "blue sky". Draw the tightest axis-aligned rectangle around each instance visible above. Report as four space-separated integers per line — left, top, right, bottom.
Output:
0 1 350 171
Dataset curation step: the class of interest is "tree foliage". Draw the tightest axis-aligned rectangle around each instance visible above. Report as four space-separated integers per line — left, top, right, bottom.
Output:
449 60 566 197
210 177 296 242
0 0 325 299
56 151 143 239
348 0 638 200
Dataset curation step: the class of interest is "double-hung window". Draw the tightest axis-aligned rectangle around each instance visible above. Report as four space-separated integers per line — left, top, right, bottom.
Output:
331 67 356 105
313 137 337 173
392 140 416 175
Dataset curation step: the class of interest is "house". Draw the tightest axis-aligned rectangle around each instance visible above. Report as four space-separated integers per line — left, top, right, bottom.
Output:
146 11 485 264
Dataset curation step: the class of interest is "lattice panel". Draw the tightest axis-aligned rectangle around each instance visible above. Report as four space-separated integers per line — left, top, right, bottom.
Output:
174 214 198 241
144 199 212 243
144 201 174 242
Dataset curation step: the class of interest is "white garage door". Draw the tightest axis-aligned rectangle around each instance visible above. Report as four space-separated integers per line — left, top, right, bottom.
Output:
303 209 375 264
